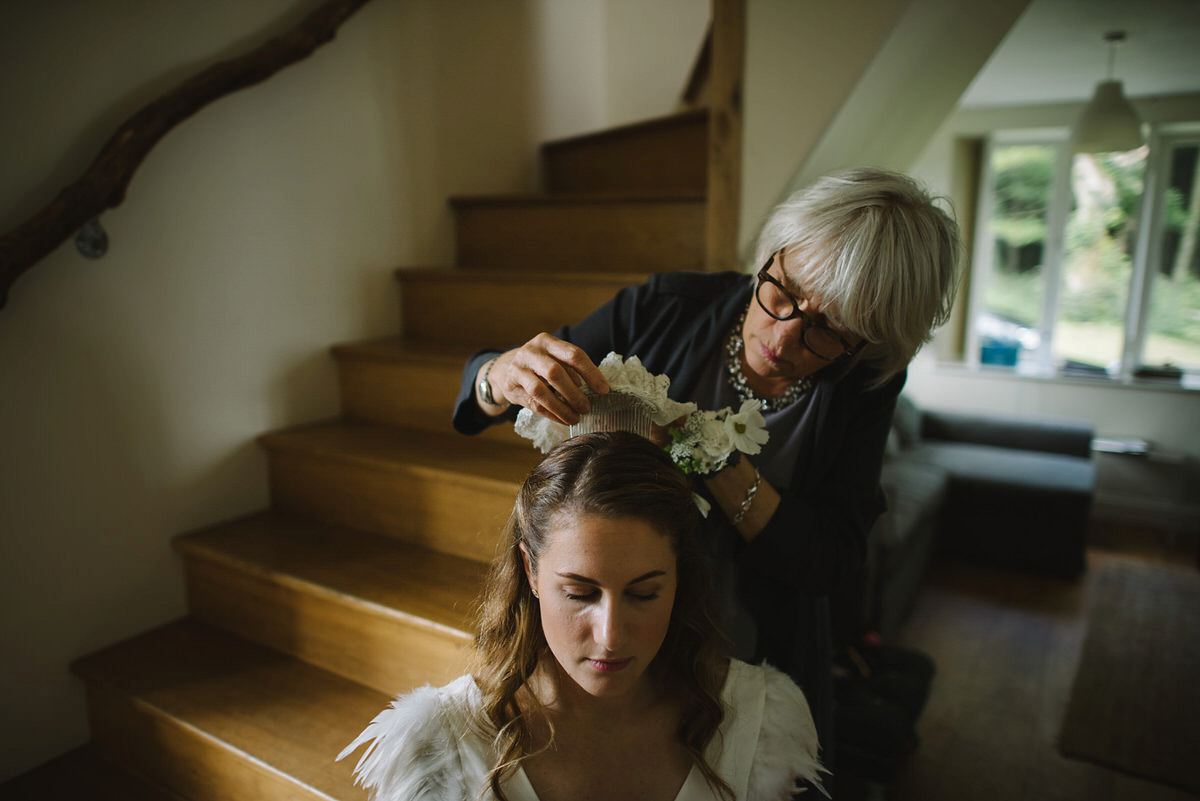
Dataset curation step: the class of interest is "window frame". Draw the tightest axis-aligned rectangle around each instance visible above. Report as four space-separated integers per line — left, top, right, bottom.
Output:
966 121 1200 384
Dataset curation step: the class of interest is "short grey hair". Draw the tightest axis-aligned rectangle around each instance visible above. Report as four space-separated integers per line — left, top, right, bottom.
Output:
753 167 961 386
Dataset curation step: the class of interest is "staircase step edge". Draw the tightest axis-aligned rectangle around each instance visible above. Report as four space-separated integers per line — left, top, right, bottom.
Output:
541 108 708 151
174 512 477 640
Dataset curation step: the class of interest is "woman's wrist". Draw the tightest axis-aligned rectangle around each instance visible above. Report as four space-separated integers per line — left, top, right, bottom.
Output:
476 355 511 415
730 469 761 525
703 457 779 540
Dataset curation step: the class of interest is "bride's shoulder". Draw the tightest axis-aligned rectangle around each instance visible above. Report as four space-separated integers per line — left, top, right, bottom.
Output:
723 659 809 708
724 661 828 797
337 676 484 801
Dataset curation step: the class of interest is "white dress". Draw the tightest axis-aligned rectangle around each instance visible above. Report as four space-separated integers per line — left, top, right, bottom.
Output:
338 659 826 801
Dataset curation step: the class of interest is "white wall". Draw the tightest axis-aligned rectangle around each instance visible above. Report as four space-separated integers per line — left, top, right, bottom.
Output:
601 0 709 126
1 0 697 780
739 0 1027 261
739 0 910 258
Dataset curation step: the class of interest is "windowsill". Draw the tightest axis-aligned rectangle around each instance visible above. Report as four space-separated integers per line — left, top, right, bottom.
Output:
927 362 1200 394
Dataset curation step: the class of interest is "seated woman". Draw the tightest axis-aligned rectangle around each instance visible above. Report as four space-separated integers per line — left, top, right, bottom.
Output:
339 432 825 801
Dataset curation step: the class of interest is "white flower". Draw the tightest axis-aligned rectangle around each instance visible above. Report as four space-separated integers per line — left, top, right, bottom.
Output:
514 407 569 454
511 352 770 476
724 399 769 455
696 412 732 462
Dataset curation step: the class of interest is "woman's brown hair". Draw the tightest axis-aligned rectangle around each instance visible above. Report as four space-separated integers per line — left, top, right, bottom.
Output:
470 432 732 800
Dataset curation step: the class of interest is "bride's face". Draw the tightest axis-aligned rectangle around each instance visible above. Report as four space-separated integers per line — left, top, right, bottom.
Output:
525 512 677 700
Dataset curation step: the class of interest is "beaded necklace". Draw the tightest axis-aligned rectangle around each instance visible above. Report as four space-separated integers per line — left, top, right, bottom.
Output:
725 307 812 413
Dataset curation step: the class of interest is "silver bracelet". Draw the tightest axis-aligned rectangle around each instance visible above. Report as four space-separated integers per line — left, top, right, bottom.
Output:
731 469 761 526
478 357 504 408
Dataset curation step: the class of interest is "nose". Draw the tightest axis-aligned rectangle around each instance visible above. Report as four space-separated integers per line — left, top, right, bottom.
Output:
594 597 626 652
772 309 811 350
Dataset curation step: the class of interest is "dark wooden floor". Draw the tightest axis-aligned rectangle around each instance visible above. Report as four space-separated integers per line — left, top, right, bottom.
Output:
853 519 1198 801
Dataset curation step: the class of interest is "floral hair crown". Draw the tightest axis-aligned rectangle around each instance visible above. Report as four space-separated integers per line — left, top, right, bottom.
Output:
514 354 769 515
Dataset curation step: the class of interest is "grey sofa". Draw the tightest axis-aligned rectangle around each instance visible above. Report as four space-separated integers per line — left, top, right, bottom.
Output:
860 394 1096 641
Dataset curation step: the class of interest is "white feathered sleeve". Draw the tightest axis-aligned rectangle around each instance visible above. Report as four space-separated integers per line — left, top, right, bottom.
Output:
746 664 829 799
337 676 487 801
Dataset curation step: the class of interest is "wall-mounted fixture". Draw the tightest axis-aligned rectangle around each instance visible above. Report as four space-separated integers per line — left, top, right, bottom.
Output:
1073 31 1144 153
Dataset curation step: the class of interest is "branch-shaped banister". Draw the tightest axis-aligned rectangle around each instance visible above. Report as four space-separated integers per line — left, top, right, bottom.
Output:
0 0 373 310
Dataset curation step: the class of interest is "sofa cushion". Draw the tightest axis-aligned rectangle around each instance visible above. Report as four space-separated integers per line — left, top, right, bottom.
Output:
920 410 1094 458
891 394 923 449
911 441 1095 497
911 441 1093 577
878 459 948 551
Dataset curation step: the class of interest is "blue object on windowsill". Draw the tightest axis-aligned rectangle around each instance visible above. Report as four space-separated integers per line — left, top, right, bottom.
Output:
980 337 1019 367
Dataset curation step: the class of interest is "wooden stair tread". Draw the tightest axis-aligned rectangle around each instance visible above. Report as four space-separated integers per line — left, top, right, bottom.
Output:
449 192 704 207
330 337 521 443
331 336 478 365
396 269 650 342
175 510 486 637
72 619 386 799
259 420 538 488
540 110 708 196
451 196 705 273
0 745 185 801
395 267 653 284
540 108 708 151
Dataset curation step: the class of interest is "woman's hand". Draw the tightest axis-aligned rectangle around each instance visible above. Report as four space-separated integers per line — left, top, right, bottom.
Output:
477 333 610 426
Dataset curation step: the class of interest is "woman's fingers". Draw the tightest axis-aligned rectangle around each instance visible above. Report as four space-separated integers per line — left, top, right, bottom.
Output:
493 334 608 425
536 334 609 396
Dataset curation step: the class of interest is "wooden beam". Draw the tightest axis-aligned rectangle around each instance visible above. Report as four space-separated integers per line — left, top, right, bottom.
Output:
705 0 745 272
0 0 373 310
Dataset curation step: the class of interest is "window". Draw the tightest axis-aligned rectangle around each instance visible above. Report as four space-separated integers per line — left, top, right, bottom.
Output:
967 125 1200 386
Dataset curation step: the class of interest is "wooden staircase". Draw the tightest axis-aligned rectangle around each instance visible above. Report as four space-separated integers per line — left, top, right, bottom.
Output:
4 109 719 799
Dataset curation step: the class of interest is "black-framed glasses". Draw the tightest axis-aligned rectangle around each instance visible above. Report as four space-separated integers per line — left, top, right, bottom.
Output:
755 253 864 362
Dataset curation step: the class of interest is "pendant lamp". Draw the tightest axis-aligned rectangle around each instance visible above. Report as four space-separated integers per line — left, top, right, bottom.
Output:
1073 31 1144 153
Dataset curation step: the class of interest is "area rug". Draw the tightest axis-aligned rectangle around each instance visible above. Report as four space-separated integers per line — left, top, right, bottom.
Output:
1058 558 1200 794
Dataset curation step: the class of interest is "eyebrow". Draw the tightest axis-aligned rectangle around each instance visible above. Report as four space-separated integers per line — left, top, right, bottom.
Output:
782 273 851 332
555 570 668 586
778 270 807 299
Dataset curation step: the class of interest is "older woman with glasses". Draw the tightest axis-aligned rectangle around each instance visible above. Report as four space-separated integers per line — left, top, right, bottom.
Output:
453 167 961 764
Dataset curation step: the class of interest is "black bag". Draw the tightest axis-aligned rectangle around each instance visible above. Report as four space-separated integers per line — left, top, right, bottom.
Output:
832 637 935 783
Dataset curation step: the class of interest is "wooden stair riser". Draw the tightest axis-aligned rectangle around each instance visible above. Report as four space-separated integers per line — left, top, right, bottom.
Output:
183 557 471 697
334 348 519 445
85 684 340 801
399 272 643 346
452 198 705 273
541 112 708 195
267 451 514 563
72 620 382 800
0 746 189 800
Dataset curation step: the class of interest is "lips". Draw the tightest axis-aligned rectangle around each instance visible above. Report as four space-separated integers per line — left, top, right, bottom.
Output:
758 340 796 370
587 657 633 673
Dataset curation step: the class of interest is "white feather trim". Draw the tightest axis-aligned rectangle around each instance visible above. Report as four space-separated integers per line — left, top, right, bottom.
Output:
747 664 829 799
337 677 480 801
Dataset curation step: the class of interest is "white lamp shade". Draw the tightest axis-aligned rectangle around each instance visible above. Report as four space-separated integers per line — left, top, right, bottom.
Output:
1073 80 1144 153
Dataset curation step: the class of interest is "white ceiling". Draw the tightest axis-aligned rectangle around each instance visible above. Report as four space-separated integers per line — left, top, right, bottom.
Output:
959 0 1200 108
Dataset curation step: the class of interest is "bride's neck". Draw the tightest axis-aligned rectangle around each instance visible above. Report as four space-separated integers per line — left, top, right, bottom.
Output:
528 662 662 726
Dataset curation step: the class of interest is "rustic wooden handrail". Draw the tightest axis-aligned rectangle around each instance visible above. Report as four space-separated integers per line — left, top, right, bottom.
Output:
0 0 373 310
